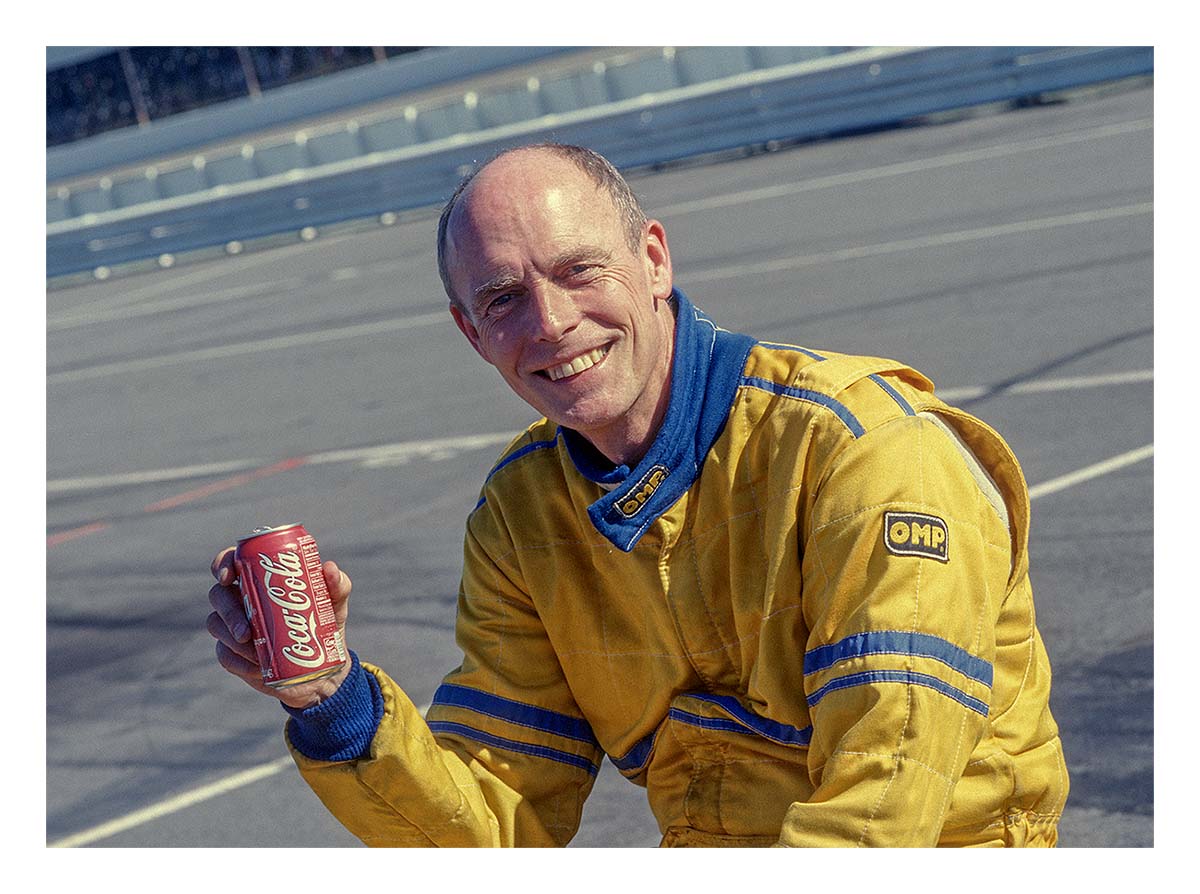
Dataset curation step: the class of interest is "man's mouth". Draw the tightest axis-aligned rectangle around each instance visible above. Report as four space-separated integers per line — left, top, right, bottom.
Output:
542 346 609 382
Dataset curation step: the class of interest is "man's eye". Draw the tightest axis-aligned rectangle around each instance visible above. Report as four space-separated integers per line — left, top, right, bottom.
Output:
487 292 517 312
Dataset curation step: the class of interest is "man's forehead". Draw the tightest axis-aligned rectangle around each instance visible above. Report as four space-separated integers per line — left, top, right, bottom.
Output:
452 185 574 237
448 162 617 254
457 157 595 223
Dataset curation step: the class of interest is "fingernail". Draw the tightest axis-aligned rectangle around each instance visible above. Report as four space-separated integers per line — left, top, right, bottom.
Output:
234 621 250 642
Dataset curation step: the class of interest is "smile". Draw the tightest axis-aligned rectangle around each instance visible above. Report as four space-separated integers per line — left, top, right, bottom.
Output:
543 346 609 382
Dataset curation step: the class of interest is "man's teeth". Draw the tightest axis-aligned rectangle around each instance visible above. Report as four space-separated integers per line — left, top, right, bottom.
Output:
546 347 607 381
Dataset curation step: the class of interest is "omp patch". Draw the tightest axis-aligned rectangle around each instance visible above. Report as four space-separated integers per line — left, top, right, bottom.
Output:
884 511 949 562
616 465 670 518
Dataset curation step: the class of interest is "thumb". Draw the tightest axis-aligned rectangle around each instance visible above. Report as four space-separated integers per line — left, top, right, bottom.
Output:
322 559 352 605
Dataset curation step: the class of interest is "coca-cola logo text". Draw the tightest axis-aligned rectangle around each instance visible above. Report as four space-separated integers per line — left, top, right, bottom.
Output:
258 550 327 668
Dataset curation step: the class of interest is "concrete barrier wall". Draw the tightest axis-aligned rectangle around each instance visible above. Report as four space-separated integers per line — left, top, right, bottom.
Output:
46 46 1152 278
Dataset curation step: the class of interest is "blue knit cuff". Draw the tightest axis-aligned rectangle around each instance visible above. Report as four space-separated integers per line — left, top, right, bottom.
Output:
283 651 384 762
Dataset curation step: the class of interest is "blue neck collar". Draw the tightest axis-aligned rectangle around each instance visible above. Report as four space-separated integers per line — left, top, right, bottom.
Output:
561 289 755 552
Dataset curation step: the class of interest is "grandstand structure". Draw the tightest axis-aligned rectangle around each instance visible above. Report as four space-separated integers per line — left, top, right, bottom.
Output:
45 46 850 226
47 46 426 148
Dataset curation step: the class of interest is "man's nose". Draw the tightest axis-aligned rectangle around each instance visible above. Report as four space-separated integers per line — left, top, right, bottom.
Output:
528 283 581 341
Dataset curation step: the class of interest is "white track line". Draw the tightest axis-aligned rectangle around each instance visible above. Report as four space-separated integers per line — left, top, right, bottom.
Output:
48 701 431 849
48 439 1154 847
48 459 265 494
49 254 425 332
47 757 295 849
48 432 519 495
684 202 1153 285
656 118 1153 218
936 369 1153 403
47 277 305 332
306 432 517 468
47 310 449 386
1028 444 1153 500
47 240 316 318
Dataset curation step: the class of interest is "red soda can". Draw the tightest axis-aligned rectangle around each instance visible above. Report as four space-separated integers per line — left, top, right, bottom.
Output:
234 523 348 688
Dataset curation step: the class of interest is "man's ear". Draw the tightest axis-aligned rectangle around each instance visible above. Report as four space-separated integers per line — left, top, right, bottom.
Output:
644 219 674 301
450 303 486 359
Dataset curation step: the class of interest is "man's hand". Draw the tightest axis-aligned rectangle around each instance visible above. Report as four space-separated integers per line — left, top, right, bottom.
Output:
207 547 353 710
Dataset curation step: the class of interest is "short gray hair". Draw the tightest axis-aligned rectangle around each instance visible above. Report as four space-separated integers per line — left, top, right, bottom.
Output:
436 143 648 309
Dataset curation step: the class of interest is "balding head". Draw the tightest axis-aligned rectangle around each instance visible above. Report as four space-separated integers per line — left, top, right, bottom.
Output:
437 144 647 310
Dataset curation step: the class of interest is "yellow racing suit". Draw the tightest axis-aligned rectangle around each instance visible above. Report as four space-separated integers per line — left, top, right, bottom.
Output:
283 289 1068 847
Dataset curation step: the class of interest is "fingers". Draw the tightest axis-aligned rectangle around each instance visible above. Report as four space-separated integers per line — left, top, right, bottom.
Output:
211 546 236 586
213 638 259 677
213 640 272 696
206 608 257 662
208 593 266 694
208 580 252 644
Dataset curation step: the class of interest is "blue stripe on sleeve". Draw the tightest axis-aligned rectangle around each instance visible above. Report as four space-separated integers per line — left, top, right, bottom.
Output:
807 669 990 717
611 730 657 773
427 721 600 776
668 708 753 735
431 683 598 745
687 693 813 747
869 374 916 416
757 342 827 361
804 630 993 687
739 375 865 438
611 695 813 774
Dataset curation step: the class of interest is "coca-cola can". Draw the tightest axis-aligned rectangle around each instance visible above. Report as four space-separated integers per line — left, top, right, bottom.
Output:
234 523 348 688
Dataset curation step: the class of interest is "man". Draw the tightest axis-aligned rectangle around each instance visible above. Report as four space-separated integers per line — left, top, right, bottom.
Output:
208 142 1068 847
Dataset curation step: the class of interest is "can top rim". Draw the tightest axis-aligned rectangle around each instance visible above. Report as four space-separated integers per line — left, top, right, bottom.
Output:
237 523 303 543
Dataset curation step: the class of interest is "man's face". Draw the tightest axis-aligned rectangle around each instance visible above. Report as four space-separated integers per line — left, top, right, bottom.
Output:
445 152 675 462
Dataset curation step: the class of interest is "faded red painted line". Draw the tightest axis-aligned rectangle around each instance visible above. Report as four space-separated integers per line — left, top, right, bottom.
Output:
142 456 308 513
47 521 112 548
47 455 309 549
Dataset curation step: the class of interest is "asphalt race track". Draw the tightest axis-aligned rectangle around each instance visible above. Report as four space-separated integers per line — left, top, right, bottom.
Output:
46 80 1153 847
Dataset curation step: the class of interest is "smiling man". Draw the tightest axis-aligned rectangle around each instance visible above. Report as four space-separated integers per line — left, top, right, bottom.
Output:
442 145 677 466
208 143 1068 847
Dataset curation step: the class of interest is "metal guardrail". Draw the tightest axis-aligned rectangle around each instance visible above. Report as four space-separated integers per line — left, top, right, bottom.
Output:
46 45 1152 279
